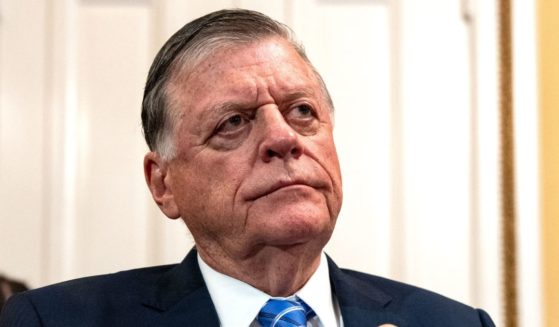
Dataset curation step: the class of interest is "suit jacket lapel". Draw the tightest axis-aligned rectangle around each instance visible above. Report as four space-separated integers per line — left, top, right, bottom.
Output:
327 256 408 327
142 248 221 327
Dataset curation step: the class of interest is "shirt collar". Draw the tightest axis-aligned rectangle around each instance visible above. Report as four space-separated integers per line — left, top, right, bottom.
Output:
297 252 339 326
198 252 338 327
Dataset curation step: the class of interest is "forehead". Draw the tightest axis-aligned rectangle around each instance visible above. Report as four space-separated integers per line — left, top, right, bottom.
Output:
170 38 319 105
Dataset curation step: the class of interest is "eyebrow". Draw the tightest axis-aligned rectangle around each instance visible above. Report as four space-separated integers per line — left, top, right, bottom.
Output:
209 101 252 116
280 89 317 103
198 101 254 130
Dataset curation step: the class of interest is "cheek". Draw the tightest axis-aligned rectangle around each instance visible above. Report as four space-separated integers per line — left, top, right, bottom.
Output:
172 154 250 215
308 135 343 211
324 142 340 171
311 135 341 181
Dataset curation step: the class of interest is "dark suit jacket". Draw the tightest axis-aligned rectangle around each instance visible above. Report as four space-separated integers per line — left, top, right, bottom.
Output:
0 249 495 326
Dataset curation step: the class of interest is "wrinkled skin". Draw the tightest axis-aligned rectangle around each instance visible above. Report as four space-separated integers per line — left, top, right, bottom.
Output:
144 37 343 296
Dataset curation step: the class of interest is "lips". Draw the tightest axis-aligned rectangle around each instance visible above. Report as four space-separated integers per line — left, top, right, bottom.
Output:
245 177 325 201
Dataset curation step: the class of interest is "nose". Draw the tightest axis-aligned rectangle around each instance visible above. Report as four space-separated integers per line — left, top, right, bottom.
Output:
257 108 303 163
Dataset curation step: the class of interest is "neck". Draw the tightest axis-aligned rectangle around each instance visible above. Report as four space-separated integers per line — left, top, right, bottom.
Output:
197 243 323 297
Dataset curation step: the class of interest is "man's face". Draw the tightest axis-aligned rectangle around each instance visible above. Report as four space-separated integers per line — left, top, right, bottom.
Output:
157 37 342 258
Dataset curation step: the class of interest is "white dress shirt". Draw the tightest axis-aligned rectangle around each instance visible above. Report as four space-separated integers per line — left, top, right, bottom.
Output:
198 252 344 327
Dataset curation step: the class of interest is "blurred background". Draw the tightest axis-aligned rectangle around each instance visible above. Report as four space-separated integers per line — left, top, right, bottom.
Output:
0 0 556 326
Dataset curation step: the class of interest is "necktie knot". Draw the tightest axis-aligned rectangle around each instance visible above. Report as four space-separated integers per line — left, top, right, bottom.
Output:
257 298 315 327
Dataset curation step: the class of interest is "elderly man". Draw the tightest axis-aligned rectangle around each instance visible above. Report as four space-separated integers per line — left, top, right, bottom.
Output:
0 9 494 327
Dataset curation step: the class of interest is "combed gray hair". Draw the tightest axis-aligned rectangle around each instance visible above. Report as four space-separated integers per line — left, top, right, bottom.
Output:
141 9 333 160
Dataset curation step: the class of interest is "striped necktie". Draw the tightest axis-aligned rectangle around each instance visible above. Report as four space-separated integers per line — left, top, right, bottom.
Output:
257 298 316 327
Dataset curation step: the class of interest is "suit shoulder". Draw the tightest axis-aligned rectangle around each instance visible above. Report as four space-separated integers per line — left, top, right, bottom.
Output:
338 268 495 326
340 267 463 304
27 264 176 299
13 264 175 319
1 264 178 326
339 268 419 298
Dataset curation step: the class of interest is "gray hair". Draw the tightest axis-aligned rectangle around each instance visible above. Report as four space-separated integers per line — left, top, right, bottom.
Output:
141 9 333 159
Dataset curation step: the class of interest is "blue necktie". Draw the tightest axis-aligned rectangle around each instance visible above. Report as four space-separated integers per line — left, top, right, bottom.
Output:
257 298 316 327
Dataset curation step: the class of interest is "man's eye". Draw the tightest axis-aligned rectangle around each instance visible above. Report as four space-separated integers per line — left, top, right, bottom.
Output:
215 114 249 136
227 115 243 126
296 105 313 117
288 104 315 121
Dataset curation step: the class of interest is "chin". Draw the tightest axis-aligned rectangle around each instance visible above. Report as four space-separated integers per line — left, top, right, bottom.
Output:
246 191 336 243
258 211 334 246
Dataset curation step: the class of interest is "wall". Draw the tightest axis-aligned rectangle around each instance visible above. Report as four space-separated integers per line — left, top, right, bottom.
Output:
0 0 48 288
0 0 510 325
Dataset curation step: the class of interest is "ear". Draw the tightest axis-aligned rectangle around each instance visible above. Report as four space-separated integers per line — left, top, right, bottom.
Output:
144 152 180 219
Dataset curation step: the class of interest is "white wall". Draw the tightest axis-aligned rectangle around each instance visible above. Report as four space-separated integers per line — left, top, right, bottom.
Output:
0 0 48 289
1 1 536 325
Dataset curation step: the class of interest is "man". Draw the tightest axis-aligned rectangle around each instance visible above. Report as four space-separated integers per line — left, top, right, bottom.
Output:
0 9 495 327
0 275 28 312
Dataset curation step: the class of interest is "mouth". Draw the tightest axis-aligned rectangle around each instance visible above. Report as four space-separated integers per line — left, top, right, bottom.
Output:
246 179 314 201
